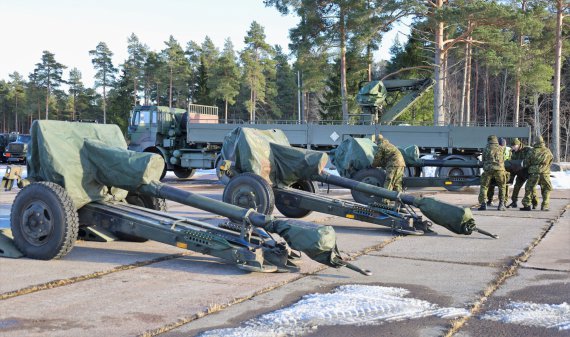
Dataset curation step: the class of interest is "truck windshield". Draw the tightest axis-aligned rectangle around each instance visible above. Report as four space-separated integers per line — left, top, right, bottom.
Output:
132 110 151 126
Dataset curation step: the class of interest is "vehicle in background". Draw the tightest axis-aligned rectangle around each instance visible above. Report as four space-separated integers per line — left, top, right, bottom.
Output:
0 132 19 163
4 134 31 164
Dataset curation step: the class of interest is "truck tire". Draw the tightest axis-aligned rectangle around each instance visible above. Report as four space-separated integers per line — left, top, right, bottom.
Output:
173 167 196 179
222 172 275 216
10 182 79 260
275 180 316 218
350 168 386 205
436 155 476 191
120 192 168 242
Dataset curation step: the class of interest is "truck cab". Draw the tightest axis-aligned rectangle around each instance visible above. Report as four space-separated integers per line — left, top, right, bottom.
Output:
127 105 219 179
4 134 31 164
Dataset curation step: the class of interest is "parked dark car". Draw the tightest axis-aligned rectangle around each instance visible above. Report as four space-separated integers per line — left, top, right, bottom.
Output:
4 134 31 164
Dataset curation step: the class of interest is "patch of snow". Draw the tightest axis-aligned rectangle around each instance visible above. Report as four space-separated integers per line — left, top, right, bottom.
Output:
551 170 570 189
198 285 470 337
481 301 570 331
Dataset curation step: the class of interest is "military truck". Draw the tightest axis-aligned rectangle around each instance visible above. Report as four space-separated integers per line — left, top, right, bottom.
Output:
0 132 18 163
3 133 31 164
127 78 531 183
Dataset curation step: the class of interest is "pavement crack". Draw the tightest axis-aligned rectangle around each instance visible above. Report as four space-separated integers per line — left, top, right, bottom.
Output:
443 208 566 337
368 254 501 268
0 253 187 301
518 265 570 273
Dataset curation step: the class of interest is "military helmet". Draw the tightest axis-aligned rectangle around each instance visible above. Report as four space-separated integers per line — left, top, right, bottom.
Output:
534 135 545 146
487 135 498 144
498 137 506 146
511 138 521 146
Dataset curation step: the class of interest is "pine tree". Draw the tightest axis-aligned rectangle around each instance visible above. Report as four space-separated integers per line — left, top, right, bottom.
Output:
7 72 26 132
89 42 117 123
33 50 66 119
163 36 190 108
125 33 147 107
208 38 240 122
67 68 84 121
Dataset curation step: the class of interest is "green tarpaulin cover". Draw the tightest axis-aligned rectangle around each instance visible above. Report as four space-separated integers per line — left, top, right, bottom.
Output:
222 127 328 187
27 120 162 208
332 137 422 178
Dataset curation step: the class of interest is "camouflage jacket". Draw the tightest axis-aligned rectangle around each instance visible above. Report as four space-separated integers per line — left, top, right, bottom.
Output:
526 145 553 174
511 145 532 161
482 143 505 171
372 140 406 168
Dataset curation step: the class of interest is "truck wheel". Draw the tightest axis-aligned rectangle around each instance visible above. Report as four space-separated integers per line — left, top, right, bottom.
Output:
436 155 475 191
173 167 196 179
10 182 79 260
222 173 275 215
350 168 386 205
275 180 316 218
120 192 168 242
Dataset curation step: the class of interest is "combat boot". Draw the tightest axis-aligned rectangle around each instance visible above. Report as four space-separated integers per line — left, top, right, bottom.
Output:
532 203 537 210
498 202 506 211
507 201 517 208
486 200 492 206
478 203 487 211
520 205 531 211
541 204 549 211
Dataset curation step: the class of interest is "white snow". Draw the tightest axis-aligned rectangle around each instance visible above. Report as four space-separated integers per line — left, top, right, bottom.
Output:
551 170 570 189
481 301 570 331
198 285 470 337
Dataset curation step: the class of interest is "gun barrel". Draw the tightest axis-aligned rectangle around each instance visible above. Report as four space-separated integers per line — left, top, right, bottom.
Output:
137 182 271 228
314 172 417 205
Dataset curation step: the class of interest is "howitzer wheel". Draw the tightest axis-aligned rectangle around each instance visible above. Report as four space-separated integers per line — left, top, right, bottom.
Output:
10 182 79 260
173 167 196 179
223 172 275 215
275 180 316 218
350 168 386 205
120 192 168 242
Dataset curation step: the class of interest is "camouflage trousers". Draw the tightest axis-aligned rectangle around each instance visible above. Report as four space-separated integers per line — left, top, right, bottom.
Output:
522 173 552 208
511 173 537 206
479 170 506 204
384 166 405 192
487 171 510 202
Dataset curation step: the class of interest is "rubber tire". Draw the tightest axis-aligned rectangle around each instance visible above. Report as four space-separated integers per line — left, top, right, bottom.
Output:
436 155 476 191
350 168 387 205
275 180 316 218
173 167 196 179
222 172 275 215
120 192 168 242
11 182 79 260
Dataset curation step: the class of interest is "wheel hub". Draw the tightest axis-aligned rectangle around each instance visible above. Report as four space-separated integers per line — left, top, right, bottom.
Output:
21 202 54 246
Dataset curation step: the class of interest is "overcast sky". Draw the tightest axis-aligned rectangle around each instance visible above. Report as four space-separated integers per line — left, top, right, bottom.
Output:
0 0 409 88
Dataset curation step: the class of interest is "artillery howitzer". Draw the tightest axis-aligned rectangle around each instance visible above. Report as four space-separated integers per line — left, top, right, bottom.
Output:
219 128 498 239
3 121 370 275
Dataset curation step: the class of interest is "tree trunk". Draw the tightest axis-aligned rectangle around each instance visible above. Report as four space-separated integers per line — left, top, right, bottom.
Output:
340 5 349 122
224 99 228 124
14 96 18 131
169 66 173 108
133 78 138 107
513 0 527 127
45 72 50 120
103 84 107 124
533 93 540 136
552 0 564 162
460 43 469 125
433 0 446 126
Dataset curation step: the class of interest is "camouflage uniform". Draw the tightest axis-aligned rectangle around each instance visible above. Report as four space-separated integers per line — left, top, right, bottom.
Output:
372 137 406 193
478 135 506 210
487 138 511 204
521 136 553 211
508 139 537 208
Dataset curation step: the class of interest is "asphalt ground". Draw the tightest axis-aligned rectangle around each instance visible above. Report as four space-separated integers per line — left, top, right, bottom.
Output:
0 170 568 337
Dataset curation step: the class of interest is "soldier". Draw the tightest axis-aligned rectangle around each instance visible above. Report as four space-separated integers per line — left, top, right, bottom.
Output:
478 135 507 211
486 137 511 205
372 134 406 194
520 136 553 211
507 138 538 208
